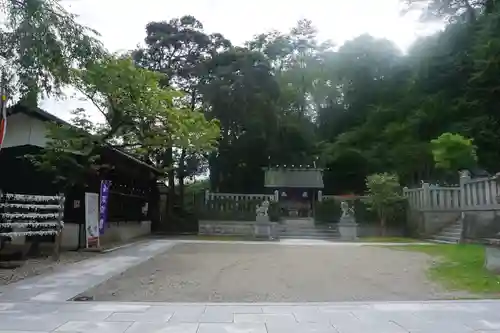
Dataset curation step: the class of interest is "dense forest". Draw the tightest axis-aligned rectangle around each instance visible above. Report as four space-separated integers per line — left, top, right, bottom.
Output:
169 0 500 194
2 0 499 198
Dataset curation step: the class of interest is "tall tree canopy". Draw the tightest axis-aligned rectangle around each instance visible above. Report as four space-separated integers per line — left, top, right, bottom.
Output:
0 0 104 105
194 2 500 194
132 15 230 207
19 2 500 199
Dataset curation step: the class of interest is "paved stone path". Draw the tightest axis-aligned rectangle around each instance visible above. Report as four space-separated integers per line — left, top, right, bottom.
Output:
0 239 498 332
0 239 176 302
0 300 500 332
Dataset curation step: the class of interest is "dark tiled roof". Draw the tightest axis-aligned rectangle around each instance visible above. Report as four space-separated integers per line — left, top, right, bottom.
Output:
8 103 160 174
264 169 324 188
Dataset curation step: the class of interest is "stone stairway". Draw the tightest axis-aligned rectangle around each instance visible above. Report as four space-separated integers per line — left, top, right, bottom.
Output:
280 218 340 240
427 218 463 244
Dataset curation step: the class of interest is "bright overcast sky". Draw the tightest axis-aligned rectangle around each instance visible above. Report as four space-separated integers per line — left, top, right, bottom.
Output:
42 0 440 121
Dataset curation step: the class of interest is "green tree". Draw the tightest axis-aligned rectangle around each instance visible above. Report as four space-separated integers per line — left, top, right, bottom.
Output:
200 47 281 192
402 0 497 22
134 15 229 208
0 0 103 105
365 173 405 235
34 57 220 189
431 132 477 173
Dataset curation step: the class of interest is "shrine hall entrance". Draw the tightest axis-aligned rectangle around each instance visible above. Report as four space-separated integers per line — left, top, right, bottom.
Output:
263 166 324 219
277 188 315 218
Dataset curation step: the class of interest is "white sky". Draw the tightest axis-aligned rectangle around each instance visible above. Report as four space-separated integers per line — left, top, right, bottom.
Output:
41 0 441 121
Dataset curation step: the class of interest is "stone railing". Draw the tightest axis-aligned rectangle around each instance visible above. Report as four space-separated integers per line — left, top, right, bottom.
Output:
403 173 500 211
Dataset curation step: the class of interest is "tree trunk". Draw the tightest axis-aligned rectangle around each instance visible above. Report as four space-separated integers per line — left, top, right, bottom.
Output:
378 209 387 236
178 149 186 209
165 147 175 218
380 216 387 237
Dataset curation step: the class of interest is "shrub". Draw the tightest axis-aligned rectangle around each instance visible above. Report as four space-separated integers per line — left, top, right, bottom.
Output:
315 199 341 223
315 197 406 226
365 173 406 235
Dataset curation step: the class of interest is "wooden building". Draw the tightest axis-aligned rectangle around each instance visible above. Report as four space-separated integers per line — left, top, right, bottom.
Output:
0 104 161 249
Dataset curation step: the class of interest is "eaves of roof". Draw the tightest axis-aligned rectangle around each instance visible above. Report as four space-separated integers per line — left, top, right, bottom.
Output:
8 103 162 174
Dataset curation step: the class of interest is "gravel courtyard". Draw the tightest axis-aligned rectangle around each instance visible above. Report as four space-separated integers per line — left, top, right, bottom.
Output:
81 242 473 302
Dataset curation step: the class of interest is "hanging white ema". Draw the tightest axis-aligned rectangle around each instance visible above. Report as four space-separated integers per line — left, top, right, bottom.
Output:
281 191 287 197
0 230 59 237
0 203 61 210
2 213 59 220
0 221 59 228
302 192 308 198
4 193 61 203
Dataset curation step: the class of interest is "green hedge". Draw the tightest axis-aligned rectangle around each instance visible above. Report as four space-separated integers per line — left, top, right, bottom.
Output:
315 198 407 226
196 198 280 222
315 199 342 223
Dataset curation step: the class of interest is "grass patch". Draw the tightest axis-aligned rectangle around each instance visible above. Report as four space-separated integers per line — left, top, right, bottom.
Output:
392 244 500 294
360 237 419 243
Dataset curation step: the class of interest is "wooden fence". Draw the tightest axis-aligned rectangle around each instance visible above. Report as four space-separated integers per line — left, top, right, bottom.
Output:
205 190 278 202
320 194 368 202
403 173 500 211
199 190 280 221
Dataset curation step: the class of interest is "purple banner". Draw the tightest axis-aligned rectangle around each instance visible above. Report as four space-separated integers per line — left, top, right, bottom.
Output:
99 180 111 235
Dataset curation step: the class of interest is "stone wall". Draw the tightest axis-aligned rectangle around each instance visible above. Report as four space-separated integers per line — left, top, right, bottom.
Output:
356 225 405 237
199 220 281 238
100 221 152 244
463 210 500 241
407 210 461 237
61 221 152 249
61 223 81 249
199 220 405 239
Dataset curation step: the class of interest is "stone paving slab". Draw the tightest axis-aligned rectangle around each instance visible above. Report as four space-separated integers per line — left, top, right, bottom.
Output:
176 239 431 246
0 240 176 302
0 300 498 332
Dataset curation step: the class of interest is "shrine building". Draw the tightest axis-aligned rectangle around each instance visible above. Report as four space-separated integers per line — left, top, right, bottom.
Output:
0 104 160 249
263 165 324 217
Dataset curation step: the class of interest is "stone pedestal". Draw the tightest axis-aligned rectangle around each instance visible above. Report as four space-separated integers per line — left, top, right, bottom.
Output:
485 246 500 273
256 215 269 223
338 216 358 240
338 223 358 240
254 215 273 240
270 222 280 240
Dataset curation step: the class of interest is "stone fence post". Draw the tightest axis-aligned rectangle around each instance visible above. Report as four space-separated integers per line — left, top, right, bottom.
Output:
459 171 471 225
422 183 431 210
459 171 471 210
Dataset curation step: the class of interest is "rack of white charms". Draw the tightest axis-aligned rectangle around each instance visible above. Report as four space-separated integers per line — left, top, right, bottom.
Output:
0 191 65 238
